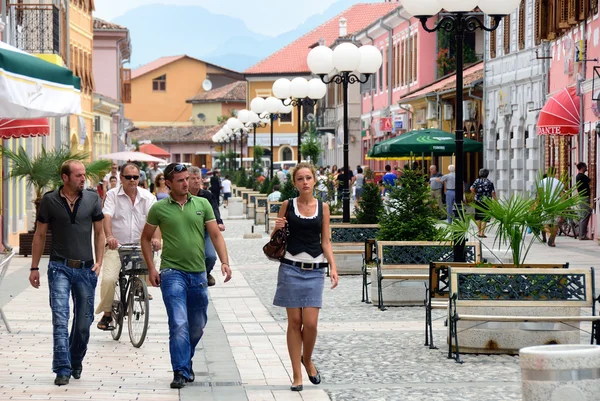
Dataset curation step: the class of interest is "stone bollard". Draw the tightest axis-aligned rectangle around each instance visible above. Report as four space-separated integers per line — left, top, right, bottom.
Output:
226 197 245 219
520 344 600 401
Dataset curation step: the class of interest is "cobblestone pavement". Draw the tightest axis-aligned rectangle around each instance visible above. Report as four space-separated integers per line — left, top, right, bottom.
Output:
1 207 599 401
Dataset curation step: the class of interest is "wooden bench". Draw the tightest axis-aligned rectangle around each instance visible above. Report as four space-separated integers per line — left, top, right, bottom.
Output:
330 224 379 276
425 261 570 350
362 239 377 303
447 267 600 363
265 201 283 233
374 241 481 310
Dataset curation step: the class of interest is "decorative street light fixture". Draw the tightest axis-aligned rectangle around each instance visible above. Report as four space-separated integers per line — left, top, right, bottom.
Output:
226 117 246 168
403 0 521 261
307 42 382 223
272 77 327 162
250 96 292 179
237 109 268 163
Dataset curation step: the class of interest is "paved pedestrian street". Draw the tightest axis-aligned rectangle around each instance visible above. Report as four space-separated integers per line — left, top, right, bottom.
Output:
1 212 599 401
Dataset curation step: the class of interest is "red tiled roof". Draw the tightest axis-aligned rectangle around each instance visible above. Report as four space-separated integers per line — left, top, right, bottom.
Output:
131 55 187 79
401 62 484 101
128 125 221 143
187 81 247 103
244 3 399 75
93 17 127 30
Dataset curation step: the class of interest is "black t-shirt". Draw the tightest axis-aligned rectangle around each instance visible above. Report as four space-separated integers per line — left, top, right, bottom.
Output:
576 173 590 196
192 188 223 225
209 176 221 193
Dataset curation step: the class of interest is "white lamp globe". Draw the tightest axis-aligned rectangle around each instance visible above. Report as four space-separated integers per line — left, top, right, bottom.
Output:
279 101 293 114
478 0 521 15
439 0 477 12
307 45 334 75
307 78 327 99
401 0 441 17
290 77 309 99
264 96 282 114
237 109 250 123
248 111 260 124
227 117 243 130
357 45 383 74
223 125 233 135
250 97 265 114
272 78 291 99
333 42 361 72
260 116 270 124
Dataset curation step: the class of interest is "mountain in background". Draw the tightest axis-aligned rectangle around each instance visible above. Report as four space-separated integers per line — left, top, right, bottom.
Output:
113 0 367 72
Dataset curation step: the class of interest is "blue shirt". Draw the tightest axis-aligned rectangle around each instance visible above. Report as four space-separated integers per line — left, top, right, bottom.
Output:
382 172 397 186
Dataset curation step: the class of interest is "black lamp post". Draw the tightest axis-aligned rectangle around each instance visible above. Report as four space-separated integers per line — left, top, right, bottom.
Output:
307 42 382 223
404 0 519 261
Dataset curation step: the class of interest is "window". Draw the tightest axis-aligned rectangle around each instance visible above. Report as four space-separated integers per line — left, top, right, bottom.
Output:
378 50 383 91
518 1 525 50
281 147 293 161
400 40 405 87
279 112 292 123
490 29 497 59
153 75 166 91
94 115 101 132
558 0 569 29
504 14 511 55
391 43 396 89
412 35 418 83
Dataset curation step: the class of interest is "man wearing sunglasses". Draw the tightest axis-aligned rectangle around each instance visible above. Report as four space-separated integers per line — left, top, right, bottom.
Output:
141 163 232 389
95 163 162 331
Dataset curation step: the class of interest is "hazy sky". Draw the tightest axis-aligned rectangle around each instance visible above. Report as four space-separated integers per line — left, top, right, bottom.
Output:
94 0 360 37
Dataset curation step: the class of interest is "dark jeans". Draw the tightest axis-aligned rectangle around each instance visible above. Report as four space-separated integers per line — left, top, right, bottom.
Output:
579 196 592 238
204 230 217 275
47 261 98 376
160 268 209 380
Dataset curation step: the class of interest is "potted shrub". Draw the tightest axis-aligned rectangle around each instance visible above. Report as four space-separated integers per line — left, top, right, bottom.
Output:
1 145 111 256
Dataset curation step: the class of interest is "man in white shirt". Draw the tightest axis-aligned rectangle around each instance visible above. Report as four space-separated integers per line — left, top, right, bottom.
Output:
221 175 232 208
267 185 281 202
103 163 120 194
95 163 162 330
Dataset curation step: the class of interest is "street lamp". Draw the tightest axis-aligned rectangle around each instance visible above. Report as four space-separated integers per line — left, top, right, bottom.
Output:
272 77 327 162
403 0 520 261
307 42 382 223
250 96 291 179
238 109 269 165
227 117 246 169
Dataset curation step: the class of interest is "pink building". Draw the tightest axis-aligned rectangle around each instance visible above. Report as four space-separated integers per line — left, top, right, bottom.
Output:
92 18 132 153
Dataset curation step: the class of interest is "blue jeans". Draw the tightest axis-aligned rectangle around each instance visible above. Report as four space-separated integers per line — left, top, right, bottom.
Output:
446 190 456 223
47 261 97 376
204 230 217 275
160 268 209 380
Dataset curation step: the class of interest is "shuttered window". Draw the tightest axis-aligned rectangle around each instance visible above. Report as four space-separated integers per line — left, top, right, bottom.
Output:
400 40 405 87
558 0 570 29
519 1 525 50
593 0 599 15
490 29 497 59
412 35 418 83
504 14 511 55
391 43 396 89
568 0 577 25
578 0 589 19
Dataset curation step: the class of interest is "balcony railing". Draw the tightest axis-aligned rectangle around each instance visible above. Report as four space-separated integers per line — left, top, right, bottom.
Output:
7 3 61 55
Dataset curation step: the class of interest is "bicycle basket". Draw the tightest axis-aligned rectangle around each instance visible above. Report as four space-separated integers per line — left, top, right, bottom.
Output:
117 247 147 274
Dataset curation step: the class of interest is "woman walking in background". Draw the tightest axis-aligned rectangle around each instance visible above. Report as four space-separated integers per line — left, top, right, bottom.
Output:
153 173 169 200
272 162 339 392
352 166 365 208
470 168 496 237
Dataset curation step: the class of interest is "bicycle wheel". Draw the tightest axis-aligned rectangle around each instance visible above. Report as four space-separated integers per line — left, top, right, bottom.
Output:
128 276 149 348
111 281 124 341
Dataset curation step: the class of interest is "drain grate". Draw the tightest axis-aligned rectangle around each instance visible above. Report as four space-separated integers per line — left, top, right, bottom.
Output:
192 381 243 387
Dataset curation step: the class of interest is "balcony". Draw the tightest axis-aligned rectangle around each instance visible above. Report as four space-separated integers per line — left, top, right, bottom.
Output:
121 68 131 104
316 107 336 135
7 3 63 57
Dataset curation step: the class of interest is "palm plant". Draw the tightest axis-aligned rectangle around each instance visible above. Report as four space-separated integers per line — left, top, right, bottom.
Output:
1 145 111 231
443 174 584 266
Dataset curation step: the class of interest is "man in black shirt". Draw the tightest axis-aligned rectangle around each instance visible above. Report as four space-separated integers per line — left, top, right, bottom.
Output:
576 162 592 240
190 167 224 286
30 160 105 386
209 170 222 202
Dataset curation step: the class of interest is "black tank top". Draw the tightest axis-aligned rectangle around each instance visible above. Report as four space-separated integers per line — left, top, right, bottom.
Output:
286 198 323 258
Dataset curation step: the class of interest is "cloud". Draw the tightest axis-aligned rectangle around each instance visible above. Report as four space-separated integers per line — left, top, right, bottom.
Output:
94 0 341 36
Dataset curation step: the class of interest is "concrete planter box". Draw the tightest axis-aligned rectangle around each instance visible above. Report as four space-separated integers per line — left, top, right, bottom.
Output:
453 306 580 355
248 204 256 219
521 344 600 401
331 253 363 275
225 197 245 220
370 268 427 306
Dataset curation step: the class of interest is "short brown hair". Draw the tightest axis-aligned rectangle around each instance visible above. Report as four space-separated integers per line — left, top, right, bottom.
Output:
60 160 83 178
120 162 139 175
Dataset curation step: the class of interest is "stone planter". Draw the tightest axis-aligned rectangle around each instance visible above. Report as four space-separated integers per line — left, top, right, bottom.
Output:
521 344 600 401
225 197 245 220
370 268 427 306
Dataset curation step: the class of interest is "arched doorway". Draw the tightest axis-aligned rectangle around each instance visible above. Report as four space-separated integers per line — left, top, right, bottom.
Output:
280 146 293 161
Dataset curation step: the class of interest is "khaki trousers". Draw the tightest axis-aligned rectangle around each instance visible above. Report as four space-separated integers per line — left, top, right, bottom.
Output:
431 188 443 210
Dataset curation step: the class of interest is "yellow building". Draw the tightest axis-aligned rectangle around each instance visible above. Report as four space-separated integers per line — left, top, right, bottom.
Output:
125 55 243 127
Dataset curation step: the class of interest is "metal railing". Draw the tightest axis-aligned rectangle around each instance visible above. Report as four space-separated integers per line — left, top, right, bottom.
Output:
7 3 60 55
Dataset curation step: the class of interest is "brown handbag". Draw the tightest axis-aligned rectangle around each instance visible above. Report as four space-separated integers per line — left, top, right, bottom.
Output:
263 200 291 261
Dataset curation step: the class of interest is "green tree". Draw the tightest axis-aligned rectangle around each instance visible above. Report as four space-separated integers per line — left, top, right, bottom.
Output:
354 182 383 224
260 176 271 194
300 121 322 163
236 168 247 187
252 146 264 176
279 175 297 201
246 174 255 189
268 175 281 194
378 169 440 241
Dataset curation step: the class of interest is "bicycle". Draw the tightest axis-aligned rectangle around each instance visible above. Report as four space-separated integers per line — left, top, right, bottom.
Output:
110 244 150 348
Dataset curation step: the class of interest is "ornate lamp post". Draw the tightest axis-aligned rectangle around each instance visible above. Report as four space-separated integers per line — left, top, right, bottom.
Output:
250 96 291 179
403 0 520 261
272 77 327 162
226 117 246 168
212 129 229 170
307 42 382 223
237 109 268 162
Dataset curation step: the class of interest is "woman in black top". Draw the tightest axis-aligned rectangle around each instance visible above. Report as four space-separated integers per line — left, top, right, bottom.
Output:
272 162 339 392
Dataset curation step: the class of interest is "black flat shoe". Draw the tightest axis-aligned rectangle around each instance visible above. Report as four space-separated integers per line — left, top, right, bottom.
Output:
290 384 303 391
170 372 187 389
189 361 195 383
301 356 321 385
54 375 70 386
71 368 82 379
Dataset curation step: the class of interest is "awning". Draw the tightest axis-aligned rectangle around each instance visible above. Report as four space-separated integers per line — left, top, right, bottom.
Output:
537 87 580 136
139 143 170 157
0 118 49 139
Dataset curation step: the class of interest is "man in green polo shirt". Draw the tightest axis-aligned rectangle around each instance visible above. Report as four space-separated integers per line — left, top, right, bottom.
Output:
141 163 232 389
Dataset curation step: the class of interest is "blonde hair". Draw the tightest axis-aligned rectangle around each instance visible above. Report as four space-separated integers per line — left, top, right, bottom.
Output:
291 162 316 182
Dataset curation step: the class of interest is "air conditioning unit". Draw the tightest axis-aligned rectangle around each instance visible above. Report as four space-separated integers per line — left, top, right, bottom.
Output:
426 101 438 120
443 104 453 121
463 100 477 121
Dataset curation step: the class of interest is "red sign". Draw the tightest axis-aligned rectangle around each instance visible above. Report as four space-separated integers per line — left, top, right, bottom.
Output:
379 117 392 132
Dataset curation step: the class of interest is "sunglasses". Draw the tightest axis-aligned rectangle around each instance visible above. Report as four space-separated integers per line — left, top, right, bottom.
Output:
123 175 140 181
165 164 187 177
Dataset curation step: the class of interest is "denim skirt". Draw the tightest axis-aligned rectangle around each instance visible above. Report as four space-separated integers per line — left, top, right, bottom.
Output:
273 262 325 308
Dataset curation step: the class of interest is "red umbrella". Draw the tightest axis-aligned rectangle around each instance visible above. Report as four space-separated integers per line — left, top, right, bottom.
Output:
139 143 170 158
0 118 49 139
536 87 580 136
